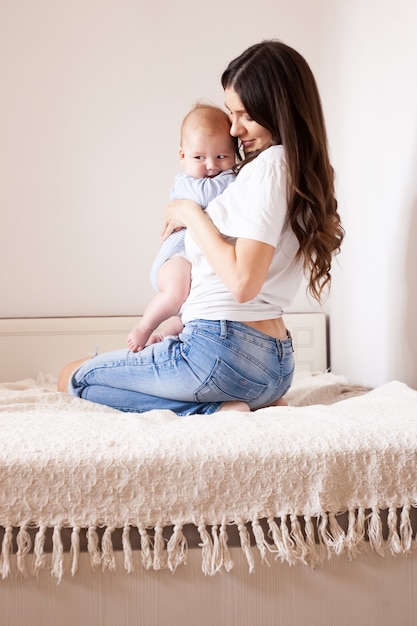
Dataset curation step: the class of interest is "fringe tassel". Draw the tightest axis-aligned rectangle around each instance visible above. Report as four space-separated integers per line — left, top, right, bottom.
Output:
32 525 47 575
101 526 116 572
303 516 323 568
356 507 366 545
122 525 134 573
153 523 166 570
318 512 346 557
198 522 235 575
138 524 153 569
267 516 287 563
251 519 270 566
400 505 413 553
0 526 13 579
211 525 221 573
387 508 403 555
237 519 255 573
318 513 333 560
345 507 363 559
279 515 297 565
167 524 187 573
327 512 346 555
289 515 310 565
51 525 64 582
70 527 80 576
16 524 31 576
367 508 385 556
198 522 214 575
210 523 234 573
87 526 102 569
219 522 234 572
0 506 414 580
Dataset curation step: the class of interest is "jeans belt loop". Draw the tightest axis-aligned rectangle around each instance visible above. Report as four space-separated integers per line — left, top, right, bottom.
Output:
220 320 227 339
286 329 294 352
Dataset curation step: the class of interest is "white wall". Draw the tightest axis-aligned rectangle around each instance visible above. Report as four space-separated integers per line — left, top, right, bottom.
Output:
1 0 416 389
0 0 319 318
321 0 417 389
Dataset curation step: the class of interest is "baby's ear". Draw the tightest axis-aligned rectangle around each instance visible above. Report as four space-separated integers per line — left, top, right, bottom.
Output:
179 147 185 161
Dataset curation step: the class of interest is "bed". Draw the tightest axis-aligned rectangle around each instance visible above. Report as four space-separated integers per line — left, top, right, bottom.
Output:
0 314 416 626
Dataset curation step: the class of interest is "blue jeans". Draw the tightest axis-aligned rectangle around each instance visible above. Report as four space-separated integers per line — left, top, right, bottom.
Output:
69 319 294 415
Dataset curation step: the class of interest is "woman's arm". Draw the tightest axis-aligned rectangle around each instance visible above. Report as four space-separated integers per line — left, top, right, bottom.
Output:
162 199 275 302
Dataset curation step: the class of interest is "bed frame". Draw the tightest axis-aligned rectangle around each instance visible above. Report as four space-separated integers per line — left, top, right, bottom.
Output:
0 312 327 382
1 548 416 626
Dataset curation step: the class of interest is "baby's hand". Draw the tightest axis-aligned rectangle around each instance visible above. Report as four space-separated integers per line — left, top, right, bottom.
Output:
162 199 201 240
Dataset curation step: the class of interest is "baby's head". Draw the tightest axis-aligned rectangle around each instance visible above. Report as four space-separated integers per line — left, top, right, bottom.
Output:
179 104 237 178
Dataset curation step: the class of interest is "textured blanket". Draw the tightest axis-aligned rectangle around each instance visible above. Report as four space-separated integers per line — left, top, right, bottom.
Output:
0 374 416 581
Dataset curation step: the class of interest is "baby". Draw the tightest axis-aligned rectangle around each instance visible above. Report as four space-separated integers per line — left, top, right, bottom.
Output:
128 104 237 351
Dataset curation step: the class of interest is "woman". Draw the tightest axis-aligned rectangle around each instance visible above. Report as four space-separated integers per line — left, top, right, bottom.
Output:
61 40 344 415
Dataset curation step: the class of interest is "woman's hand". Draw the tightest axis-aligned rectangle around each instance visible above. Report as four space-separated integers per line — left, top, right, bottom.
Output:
162 198 275 303
161 199 202 240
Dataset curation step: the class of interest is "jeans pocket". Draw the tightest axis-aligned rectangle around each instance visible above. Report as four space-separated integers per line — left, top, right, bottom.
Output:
194 358 268 403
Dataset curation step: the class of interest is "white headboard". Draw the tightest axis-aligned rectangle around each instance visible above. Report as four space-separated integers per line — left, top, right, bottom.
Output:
0 313 327 382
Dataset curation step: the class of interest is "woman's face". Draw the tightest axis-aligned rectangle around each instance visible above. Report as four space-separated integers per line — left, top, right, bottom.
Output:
224 87 273 155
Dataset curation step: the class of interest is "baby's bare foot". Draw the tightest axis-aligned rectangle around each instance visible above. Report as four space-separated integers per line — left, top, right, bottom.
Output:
127 323 154 352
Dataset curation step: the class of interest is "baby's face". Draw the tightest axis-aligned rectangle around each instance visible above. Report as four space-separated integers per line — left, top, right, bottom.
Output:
180 128 236 178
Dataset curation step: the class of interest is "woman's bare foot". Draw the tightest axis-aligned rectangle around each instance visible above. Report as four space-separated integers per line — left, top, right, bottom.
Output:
256 396 288 409
218 401 251 412
57 356 91 392
271 397 288 406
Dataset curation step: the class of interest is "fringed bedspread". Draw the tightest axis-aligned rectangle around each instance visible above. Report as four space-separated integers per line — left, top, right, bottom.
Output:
0 374 416 581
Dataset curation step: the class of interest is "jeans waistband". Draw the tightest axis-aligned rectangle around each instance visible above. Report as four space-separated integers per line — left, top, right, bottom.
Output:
184 319 293 349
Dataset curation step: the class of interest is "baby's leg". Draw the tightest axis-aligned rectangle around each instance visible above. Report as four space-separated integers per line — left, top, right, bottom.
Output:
145 315 184 345
127 257 191 352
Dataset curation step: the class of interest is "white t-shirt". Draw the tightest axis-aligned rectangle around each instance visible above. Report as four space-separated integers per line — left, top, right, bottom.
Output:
180 145 303 324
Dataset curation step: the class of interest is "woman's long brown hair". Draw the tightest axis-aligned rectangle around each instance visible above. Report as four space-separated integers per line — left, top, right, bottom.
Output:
221 40 344 303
